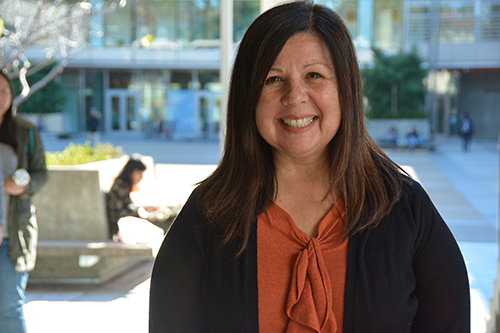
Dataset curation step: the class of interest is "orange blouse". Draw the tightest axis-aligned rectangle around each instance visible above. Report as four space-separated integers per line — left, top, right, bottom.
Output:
257 199 349 333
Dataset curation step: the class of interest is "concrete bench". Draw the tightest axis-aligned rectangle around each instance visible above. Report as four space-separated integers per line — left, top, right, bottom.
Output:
30 155 164 285
37 241 157 258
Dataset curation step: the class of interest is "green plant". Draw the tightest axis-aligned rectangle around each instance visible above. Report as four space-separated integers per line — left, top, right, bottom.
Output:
46 142 124 165
362 48 427 119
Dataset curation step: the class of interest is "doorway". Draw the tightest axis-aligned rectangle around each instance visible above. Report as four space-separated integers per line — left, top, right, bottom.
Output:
195 91 221 141
105 89 141 133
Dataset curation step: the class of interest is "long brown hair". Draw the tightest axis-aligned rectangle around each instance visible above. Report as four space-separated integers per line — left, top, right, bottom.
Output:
197 1 407 254
0 71 18 152
115 156 147 190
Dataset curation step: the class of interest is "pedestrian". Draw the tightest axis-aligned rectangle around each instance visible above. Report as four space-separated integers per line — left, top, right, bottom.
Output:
0 71 48 333
459 113 473 152
149 2 470 332
88 107 100 147
385 126 398 149
406 125 419 151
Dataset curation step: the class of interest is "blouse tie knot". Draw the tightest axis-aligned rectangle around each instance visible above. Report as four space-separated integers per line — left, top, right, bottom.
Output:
286 238 337 333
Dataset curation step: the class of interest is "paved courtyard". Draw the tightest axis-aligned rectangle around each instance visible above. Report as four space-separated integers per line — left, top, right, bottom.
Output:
23 133 499 333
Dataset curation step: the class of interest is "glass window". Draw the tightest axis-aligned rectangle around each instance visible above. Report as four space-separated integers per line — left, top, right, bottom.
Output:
234 0 261 42
60 70 81 132
85 70 104 131
409 4 431 42
104 4 133 46
315 0 359 38
109 71 133 89
373 0 404 50
198 70 219 90
141 70 168 124
439 1 475 43
174 1 220 48
171 70 192 90
480 1 500 41
152 1 179 49
100 0 260 49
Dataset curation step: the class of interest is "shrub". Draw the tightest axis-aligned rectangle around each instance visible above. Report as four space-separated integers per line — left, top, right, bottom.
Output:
46 142 124 165
362 48 427 119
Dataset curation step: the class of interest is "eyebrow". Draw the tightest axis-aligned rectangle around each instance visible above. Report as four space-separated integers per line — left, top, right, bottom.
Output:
269 61 333 73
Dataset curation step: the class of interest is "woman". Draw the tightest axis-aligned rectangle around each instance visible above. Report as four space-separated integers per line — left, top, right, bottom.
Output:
149 2 470 332
106 156 170 241
106 156 147 239
0 72 48 333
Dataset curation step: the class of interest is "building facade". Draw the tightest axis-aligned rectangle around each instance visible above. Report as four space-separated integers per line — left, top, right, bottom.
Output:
405 0 500 138
57 0 261 141
9 0 500 139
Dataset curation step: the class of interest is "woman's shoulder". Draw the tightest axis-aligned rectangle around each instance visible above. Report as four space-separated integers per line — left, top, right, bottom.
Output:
380 175 441 233
179 186 206 218
109 178 129 192
171 186 212 228
399 175 431 204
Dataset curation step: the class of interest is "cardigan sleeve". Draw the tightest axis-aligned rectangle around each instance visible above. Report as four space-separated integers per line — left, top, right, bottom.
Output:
410 182 470 332
149 191 206 333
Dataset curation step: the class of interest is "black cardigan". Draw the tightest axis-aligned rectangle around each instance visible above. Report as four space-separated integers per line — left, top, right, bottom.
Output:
149 180 470 332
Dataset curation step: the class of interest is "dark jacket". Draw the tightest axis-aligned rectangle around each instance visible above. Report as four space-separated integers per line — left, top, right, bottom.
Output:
88 115 99 133
8 117 48 273
149 179 470 332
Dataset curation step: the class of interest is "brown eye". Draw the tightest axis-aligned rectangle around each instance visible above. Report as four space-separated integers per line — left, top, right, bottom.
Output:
307 72 323 79
265 76 281 84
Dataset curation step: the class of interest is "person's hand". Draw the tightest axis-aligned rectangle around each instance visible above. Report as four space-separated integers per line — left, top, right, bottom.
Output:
4 177 27 196
144 206 158 212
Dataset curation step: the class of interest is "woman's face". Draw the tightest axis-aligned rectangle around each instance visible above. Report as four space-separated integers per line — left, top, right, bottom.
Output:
131 170 144 185
0 75 12 119
255 32 341 162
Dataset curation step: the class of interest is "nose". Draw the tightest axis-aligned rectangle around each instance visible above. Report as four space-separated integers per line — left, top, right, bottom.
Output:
281 80 308 106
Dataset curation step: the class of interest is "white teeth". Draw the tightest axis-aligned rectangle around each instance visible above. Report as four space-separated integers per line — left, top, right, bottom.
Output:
281 116 315 128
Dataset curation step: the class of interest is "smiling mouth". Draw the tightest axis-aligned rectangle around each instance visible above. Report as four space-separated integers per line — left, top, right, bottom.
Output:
279 116 316 128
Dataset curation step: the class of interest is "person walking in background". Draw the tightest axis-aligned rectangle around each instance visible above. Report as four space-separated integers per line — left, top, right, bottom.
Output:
149 2 470 332
459 113 474 152
88 107 100 147
0 72 48 333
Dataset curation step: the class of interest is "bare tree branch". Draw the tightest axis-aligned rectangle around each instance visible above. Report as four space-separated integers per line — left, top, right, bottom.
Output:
0 0 126 114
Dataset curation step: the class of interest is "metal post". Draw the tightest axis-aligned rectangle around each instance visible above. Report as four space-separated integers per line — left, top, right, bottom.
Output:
219 0 233 154
428 0 440 139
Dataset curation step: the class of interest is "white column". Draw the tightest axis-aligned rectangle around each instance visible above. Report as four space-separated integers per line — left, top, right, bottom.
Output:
220 0 233 152
260 0 292 13
357 0 374 47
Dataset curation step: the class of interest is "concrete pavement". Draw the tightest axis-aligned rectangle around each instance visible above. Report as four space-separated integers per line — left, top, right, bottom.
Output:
386 138 499 333
23 133 499 332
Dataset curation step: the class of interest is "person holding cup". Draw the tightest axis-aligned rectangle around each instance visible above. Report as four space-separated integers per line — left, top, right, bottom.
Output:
0 71 48 333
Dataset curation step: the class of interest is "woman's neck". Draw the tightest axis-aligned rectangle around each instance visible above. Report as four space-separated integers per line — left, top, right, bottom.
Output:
273 150 330 184
273 153 333 207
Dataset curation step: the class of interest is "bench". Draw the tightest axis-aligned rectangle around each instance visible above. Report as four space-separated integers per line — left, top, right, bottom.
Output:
30 156 164 285
37 241 158 258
